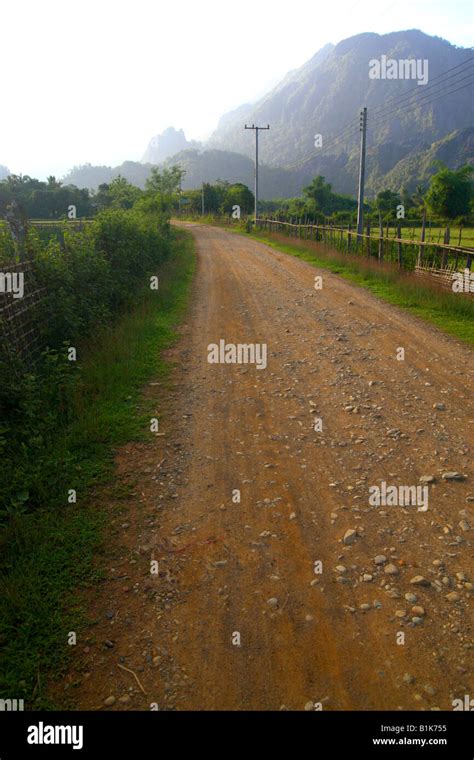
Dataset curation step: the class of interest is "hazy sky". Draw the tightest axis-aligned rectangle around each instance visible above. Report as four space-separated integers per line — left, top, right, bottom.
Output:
1 0 472 178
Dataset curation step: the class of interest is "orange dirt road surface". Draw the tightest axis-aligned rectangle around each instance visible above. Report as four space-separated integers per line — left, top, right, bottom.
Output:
62 223 473 711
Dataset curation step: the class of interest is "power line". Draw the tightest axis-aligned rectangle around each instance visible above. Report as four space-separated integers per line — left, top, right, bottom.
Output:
281 58 474 172
370 71 474 127
324 65 473 149
370 56 474 116
283 121 360 170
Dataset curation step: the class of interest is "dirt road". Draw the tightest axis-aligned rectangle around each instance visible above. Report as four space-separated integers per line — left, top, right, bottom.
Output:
65 224 473 711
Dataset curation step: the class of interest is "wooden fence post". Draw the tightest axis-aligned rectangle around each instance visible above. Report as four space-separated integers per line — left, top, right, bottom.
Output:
441 226 450 268
417 207 426 268
378 212 383 261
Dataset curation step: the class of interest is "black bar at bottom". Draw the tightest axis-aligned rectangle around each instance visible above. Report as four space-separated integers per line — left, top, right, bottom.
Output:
0 710 472 758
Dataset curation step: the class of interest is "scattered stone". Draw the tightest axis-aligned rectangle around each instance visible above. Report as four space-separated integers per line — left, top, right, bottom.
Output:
384 563 399 575
214 560 228 568
360 603 371 610
442 472 466 482
374 555 387 565
289 512 297 520
104 696 116 706
343 529 357 545
403 673 415 684
405 593 418 603
104 640 114 649
446 592 460 602
395 610 407 618
419 475 435 485
363 574 373 582
433 403 445 411
304 701 314 711
412 606 425 617
335 565 347 574
459 520 470 532
118 695 131 704
267 597 279 608
412 617 423 625
410 576 430 587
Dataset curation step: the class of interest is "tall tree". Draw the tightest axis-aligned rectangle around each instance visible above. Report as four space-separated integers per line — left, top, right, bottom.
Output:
425 163 473 219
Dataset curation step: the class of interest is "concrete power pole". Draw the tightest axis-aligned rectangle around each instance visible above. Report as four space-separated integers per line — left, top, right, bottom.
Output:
356 107 368 238
245 124 270 224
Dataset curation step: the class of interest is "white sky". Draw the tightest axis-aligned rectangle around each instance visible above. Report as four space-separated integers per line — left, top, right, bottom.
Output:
0 0 472 178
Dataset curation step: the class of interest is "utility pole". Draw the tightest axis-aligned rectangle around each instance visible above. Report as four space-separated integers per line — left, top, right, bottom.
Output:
202 183 205 216
356 107 367 238
245 124 270 224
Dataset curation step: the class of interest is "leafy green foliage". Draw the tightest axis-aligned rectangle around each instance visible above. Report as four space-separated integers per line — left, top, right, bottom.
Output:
375 189 402 221
93 176 142 211
425 163 473 219
0 175 93 219
0 231 196 706
145 165 185 213
178 179 254 216
0 207 171 519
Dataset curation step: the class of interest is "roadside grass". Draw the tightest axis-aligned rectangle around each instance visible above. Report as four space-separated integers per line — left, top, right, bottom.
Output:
0 229 196 708
244 230 474 346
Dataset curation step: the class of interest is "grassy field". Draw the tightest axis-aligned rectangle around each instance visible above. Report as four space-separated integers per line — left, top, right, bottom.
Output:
239 228 474 346
0 229 196 708
396 226 474 246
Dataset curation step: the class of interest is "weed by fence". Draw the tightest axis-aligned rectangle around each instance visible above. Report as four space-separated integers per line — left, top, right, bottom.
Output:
255 218 473 283
0 208 171 521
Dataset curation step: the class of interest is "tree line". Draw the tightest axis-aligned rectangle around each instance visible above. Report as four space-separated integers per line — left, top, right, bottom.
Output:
1 162 471 227
0 169 255 221
262 163 473 226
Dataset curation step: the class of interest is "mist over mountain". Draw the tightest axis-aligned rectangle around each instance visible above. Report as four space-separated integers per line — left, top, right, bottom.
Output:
161 148 314 198
62 161 156 191
0 165 10 181
62 29 473 199
142 127 201 163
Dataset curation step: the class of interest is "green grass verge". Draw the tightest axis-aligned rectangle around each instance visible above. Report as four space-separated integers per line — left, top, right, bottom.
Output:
0 229 196 708
243 230 474 346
